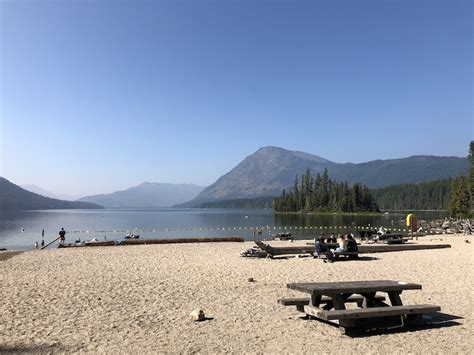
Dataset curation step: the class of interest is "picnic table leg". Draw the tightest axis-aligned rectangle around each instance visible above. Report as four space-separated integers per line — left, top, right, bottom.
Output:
388 291 420 325
331 294 354 329
311 294 322 308
322 293 353 311
360 292 389 308
387 291 403 306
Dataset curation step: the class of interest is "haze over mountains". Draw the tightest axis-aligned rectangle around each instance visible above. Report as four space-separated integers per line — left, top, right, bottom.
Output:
184 146 469 206
0 178 102 210
20 184 79 201
77 182 205 208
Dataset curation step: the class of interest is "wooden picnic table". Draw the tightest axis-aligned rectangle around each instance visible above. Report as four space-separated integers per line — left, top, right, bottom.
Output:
284 280 440 332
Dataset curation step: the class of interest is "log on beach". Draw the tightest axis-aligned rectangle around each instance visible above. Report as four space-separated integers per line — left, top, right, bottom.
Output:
57 237 245 248
358 243 451 253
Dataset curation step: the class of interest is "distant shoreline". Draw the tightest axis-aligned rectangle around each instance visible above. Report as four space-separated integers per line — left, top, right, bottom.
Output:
273 211 384 216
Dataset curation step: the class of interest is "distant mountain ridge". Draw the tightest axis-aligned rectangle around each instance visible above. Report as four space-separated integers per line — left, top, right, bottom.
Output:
184 146 469 206
0 177 103 210
77 182 205 208
21 184 79 201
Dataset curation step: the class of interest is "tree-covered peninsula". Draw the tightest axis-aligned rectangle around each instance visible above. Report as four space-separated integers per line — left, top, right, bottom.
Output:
273 169 379 213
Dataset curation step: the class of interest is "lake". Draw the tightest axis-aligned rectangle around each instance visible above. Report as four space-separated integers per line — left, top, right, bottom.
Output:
0 208 445 250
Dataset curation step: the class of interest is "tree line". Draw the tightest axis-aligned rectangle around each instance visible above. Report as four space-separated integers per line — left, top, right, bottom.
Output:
199 196 273 209
370 178 452 211
273 168 379 213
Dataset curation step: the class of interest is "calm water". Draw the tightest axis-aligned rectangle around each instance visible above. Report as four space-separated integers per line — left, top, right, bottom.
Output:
0 208 445 250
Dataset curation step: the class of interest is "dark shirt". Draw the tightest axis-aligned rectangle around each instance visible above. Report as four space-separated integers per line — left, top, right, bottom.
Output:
346 239 358 252
59 230 66 239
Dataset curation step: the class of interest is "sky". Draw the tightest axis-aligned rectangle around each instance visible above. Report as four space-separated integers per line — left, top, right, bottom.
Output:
0 0 472 197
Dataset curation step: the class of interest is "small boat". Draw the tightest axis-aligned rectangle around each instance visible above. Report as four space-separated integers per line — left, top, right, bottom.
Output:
125 234 140 239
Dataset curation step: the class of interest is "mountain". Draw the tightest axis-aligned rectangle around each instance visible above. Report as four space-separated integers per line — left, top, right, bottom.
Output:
77 182 205 208
20 184 79 201
0 177 103 210
184 146 469 206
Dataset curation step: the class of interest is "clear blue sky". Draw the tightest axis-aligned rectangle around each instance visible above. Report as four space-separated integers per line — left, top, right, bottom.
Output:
1 0 472 196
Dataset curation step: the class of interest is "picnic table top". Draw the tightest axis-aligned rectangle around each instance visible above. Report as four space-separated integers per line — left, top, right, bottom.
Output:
287 280 422 295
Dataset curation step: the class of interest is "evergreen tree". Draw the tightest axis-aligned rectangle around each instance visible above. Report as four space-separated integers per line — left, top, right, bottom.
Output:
448 176 471 218
469 141 474 210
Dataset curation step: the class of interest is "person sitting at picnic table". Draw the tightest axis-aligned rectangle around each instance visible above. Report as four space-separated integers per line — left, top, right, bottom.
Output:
314 235 329 258
346 234 358 253
334 234 347 253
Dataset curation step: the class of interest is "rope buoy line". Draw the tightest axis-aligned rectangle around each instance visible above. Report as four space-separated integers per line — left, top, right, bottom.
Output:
67 225 420 234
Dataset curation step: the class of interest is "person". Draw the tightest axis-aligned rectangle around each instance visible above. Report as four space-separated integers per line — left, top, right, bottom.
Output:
257 227 262 240
41 229 45 248
323 234 349 263
334 234 347 253
314 235 329 258
59 228 66 245
346 234 358 253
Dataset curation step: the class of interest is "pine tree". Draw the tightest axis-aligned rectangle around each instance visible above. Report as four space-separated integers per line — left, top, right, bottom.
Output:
448 176 471 218
469 141 474 210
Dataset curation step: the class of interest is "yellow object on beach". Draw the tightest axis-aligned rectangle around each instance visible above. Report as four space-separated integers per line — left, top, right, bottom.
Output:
406 214 416 227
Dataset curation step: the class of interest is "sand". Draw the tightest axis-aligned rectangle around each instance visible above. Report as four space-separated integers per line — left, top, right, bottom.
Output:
0 235 473 353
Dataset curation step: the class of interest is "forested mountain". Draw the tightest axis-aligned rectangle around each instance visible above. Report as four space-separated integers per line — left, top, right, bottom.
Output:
0 177 103 210
78 182 204 208
184 146 468 206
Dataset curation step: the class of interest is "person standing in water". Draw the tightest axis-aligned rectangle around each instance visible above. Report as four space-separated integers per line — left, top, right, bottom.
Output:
41 229 45 248
59 228 66 245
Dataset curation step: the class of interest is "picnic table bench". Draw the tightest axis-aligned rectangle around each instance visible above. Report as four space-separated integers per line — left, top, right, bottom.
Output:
282 280 440 333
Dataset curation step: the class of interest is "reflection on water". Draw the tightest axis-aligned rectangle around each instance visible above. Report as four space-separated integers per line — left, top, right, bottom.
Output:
0 208 445 250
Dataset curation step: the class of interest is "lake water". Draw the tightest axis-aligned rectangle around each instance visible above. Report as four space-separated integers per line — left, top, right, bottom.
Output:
0 208 445 250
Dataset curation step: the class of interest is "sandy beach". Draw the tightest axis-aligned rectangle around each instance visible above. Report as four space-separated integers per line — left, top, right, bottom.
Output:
1 235 473 353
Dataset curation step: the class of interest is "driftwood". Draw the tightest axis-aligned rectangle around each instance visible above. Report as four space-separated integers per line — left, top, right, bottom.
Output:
254 240 326 257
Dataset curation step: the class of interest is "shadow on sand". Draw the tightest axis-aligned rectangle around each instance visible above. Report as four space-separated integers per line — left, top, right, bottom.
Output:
0 251 25 262
300 312 463 337
270 255 379 261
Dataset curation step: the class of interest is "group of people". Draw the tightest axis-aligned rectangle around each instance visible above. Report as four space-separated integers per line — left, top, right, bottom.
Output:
314 233 358 263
